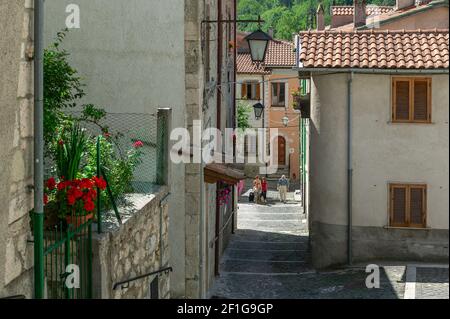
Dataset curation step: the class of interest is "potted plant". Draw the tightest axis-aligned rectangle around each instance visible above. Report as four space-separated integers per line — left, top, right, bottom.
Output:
44 123 108 228
291 88 310 118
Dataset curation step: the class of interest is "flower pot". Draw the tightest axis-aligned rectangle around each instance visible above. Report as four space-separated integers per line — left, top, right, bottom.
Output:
65 213 94 228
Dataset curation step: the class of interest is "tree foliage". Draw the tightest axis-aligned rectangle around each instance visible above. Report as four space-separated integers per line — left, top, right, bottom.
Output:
238 0 396 40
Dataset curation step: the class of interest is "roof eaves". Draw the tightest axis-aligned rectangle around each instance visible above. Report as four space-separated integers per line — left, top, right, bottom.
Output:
358 0 448 30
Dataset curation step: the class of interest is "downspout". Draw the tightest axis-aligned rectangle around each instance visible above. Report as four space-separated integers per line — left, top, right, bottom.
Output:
213 0 223 280
33 0 45 299
347 72 353 266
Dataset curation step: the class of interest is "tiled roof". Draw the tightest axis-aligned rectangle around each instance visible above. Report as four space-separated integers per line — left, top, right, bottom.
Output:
265 40 296 67
334 0 445 30
331 5 394 16
298 29 449 69
237 39 295 73
237 53 270 74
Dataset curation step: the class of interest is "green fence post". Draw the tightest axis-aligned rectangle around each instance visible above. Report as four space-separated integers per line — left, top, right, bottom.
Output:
87 222 93 298
33 213 45 298
156 108 171 185
96 136 102 233
64 227 72 299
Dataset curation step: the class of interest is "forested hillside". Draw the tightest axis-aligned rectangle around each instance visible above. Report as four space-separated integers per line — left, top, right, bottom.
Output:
238 0 396 40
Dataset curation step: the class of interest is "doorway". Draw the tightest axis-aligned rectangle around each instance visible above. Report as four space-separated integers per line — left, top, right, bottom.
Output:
277 136 286 166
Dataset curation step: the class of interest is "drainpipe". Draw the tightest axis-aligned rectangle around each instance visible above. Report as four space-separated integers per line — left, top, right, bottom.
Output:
347 72 353 266
33 0 45 299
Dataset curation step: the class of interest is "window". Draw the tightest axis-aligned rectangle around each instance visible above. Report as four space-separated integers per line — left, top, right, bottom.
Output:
272 82 286 107
389 184 427 228
241 82 260 100
392 77 432 123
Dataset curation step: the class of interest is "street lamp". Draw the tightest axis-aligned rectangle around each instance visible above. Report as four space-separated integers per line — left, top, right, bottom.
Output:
253 103 264 120
245 29 272 64
282 115 289 127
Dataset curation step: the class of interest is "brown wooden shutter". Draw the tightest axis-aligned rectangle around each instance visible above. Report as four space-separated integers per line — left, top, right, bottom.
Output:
256 83 261 100
413 80 428 121
391 186 407 225
410 186 426 226
241 84 247 99
395 80 410 121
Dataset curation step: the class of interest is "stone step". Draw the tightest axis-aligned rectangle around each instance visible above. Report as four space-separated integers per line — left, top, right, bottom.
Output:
232 229 309 243
236 212 303 221
228 240 308 251
238 219 306 228
226 248 309 262
220 258 311 274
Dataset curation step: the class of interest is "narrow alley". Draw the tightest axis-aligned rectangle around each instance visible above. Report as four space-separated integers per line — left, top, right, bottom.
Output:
210 183 449 299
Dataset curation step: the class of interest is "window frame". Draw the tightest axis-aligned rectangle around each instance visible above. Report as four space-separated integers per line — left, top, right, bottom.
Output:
241 81 260 100
389 183 427 228
271 82 286 107
392 77 432 124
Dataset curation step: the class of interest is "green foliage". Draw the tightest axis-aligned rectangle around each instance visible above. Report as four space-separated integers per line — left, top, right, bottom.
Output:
44 30 108 149
82 136 143 208
56 124 88 181
44 30 143 210
237 100 252 132
238 0 396 40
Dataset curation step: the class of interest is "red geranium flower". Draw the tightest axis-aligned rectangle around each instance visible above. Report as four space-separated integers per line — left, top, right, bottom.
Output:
57 181 68 191
58 140 64 146
79 178 93 190
43 194 49 205
67 194 76 206
46 177 56 190
83 199 95 212
93 176 107 190
133 140 144 148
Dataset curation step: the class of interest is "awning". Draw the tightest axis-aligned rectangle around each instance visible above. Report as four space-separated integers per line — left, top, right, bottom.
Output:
204 163 246 185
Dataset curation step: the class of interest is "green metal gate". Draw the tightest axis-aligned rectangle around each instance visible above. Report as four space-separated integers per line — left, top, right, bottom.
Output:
43 217 92 299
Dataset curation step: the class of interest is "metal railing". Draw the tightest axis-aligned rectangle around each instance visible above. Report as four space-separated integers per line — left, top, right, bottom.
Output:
112 267 173 291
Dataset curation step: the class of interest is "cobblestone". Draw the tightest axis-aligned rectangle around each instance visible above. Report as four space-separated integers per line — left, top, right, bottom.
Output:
210 189 449 299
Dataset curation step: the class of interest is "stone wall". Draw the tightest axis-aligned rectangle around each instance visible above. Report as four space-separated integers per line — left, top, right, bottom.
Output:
0 0 34 299
92 187 170 299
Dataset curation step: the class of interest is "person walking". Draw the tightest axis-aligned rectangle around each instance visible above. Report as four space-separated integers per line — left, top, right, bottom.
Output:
277 175 289 203
253 176 262 204
261 177 268 204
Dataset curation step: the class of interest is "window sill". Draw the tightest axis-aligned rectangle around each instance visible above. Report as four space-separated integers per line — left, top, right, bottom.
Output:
384 226 431 231
387 121 435 125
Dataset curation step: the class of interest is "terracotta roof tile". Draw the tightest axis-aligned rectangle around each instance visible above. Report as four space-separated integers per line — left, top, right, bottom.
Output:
298 29 449 69
237 53 270 74
331 5 394 16
237 39 295 74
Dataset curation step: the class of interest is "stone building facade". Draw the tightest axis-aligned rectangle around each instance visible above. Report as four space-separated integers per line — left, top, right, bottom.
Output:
0 0 35 298
92 188 170 299
184 0 238 298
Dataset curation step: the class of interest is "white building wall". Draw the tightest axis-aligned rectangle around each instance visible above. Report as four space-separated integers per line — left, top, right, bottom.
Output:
308 72 449 268
44 0 186 297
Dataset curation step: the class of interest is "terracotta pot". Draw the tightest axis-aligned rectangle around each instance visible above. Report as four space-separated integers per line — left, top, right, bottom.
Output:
65 213 94 228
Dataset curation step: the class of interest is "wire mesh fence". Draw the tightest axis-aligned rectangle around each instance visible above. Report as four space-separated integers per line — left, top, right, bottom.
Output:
44 111 165 197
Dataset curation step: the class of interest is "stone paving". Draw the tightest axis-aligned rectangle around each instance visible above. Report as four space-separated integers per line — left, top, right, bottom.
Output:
210 188 449 299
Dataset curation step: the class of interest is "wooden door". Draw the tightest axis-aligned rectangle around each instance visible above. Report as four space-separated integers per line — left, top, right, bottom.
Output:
277 136 286 166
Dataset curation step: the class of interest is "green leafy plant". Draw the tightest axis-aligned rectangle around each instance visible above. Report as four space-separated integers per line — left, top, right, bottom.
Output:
82 135 143 209
56 124 89 181
237 100 252 133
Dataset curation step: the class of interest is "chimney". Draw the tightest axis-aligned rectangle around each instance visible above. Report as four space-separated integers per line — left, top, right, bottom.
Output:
268 28 274 38
317 3 325 31
396 0 416 10
353 0 367 28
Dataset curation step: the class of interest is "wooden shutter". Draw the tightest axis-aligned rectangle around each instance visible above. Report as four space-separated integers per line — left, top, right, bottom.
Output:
391 185 407 226
241 83 247 99
394 80 410 121
390 184 427 228
256 83 261 100
410 186 426 227
413 80 429 122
